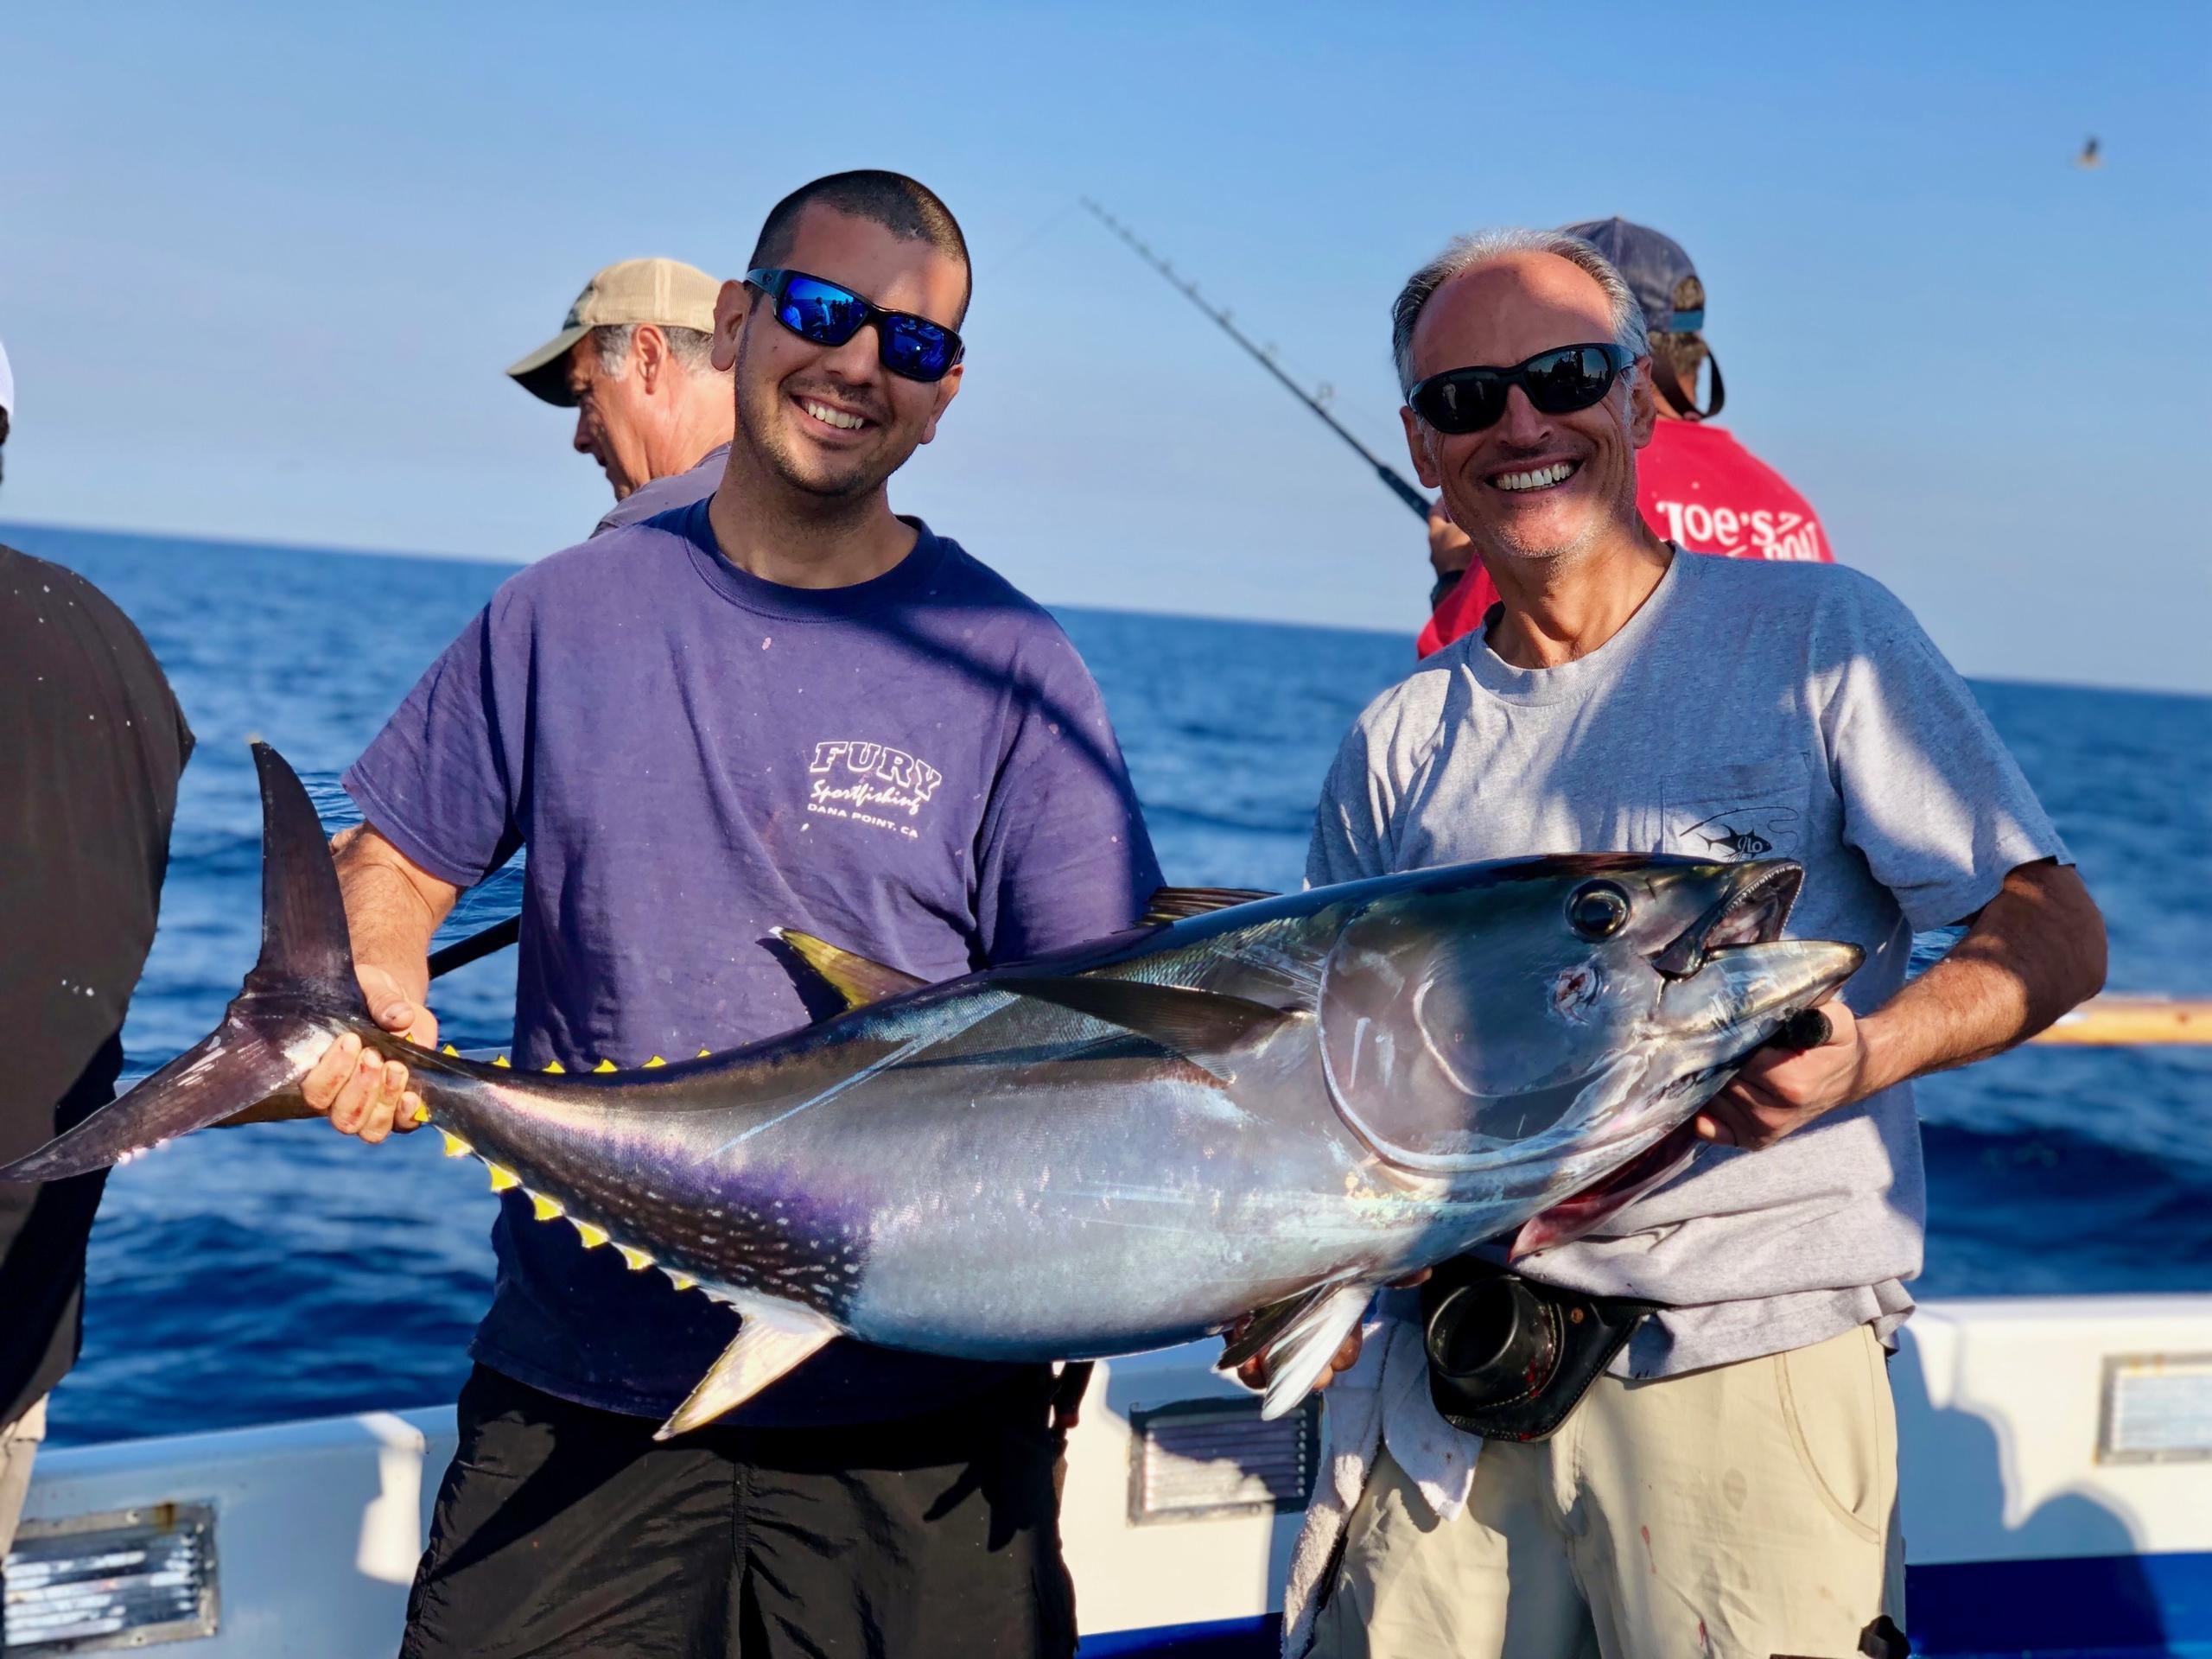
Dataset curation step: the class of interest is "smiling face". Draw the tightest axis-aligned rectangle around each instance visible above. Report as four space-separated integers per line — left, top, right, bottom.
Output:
1400 251 1656 569
715 205 967 505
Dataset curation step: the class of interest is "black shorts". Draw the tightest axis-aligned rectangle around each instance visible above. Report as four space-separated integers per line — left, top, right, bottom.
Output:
400 1364 1077 1659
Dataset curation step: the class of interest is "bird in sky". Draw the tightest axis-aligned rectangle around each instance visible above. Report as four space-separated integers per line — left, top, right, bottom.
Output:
2076 136 2102 168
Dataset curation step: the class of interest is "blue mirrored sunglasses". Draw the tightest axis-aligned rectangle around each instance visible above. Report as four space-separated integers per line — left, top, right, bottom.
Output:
743 268 964 383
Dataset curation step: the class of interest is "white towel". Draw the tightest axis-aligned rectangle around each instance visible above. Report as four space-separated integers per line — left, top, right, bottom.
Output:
1280 1293 1484 1656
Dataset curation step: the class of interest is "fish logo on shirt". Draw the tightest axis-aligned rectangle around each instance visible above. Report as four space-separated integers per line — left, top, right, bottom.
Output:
1681 807 1798 861
805 741 944 840
1691 820 1772 858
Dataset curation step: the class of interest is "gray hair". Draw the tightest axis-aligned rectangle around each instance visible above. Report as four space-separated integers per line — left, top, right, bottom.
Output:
1390 227 1649 398
588 322 724 381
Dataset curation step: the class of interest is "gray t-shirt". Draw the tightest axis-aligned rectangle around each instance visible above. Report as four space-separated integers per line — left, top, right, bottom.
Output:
591 442 729 537
1309 549 2067 1376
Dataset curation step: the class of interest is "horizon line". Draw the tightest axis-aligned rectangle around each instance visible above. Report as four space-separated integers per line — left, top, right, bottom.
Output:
3 513 2203 706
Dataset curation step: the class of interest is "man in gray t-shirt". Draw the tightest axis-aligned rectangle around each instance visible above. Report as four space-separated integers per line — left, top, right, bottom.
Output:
1268 230 2107 1659
504 257 735 536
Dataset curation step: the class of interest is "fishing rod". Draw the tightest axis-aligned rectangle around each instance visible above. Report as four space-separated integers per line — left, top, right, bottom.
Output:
429 913 518 980
1079 198 1431 522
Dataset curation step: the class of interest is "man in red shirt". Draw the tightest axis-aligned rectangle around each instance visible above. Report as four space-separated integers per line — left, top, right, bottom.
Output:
1417 218 1830 656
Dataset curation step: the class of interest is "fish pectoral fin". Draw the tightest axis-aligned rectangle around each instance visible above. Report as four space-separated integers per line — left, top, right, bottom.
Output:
1256 1283 1374 1421
1217 1280 1352 1372
1138 886 1278 927
774 930 929 1011
654 1298 840 1440
992 976 1293 1073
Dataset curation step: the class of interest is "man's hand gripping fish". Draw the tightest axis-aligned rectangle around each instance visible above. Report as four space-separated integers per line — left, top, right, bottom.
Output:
2 746 1860 1440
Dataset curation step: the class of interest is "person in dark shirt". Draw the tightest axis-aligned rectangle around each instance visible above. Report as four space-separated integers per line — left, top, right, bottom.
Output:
504 257 737 536
0 338 13 486
300 171 1161 1658
1424 493 1474 609
0 543 194 1567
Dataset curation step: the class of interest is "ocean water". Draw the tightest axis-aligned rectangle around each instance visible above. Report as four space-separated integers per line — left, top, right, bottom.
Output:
7 521 2209 1449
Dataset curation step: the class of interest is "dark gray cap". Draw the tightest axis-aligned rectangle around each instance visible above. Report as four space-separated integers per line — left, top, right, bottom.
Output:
1561 218 1704 335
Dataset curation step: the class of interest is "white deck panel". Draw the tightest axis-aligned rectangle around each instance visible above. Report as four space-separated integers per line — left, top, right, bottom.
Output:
14 1294 2211 1653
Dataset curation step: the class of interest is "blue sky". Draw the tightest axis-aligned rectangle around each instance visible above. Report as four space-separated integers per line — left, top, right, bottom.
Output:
3 1 2207 690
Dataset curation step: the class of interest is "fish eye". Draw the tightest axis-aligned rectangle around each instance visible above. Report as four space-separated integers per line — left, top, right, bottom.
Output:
1566 880 1631 941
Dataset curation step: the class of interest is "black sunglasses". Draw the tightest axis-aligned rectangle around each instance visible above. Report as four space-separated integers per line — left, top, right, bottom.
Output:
743 267 964 383
1408 344 1632 435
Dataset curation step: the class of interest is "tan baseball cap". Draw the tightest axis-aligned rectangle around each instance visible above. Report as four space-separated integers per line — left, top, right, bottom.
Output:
506 257 723 407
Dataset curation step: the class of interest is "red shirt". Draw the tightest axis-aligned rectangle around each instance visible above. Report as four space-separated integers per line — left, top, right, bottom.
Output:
1415 419 1833 658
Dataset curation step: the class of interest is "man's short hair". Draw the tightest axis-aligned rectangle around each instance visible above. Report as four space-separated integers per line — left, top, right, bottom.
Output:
1644 266 1710 390
588 322 722 381
1649 327 1709 389
1390 228 1650 397
748 170 972 323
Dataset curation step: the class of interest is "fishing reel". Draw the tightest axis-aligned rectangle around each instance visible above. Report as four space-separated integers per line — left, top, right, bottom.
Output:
1420 1258 1656 1442
1420 1006 1835 1440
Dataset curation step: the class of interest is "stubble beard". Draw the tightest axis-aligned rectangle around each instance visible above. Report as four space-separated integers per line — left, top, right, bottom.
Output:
734 335 913 512
1487 511 1607 568
1445 479 1609 571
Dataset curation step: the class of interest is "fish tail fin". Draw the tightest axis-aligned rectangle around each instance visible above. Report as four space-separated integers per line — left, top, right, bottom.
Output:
0 742 368 1182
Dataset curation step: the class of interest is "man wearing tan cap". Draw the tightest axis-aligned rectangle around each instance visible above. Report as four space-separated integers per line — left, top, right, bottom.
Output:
506 257 736 536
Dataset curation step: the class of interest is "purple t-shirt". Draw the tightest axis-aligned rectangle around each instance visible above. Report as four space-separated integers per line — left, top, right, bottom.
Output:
345 501 1161 1425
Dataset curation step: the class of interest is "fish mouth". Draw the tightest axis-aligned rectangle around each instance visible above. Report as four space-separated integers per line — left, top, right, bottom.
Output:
1650 859 1802 979
1509 866 1860 1259
1651 858 1861 1081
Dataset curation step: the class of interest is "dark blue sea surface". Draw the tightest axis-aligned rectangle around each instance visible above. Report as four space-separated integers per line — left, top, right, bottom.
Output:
8 522 2209 1448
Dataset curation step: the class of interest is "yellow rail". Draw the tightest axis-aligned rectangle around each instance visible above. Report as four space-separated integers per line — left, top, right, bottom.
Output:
2029 996 2212 1046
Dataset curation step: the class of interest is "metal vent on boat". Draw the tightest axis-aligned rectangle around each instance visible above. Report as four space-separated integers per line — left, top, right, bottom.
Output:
3 1503 218 1653
2099 1351 2212 1464
1128 1396 1319 1524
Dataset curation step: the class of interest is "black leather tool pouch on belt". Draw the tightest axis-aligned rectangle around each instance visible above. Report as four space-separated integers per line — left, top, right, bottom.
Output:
1421 1255 1660 1441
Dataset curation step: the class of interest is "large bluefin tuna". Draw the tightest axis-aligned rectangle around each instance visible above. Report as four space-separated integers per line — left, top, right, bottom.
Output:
2 746 1859 1438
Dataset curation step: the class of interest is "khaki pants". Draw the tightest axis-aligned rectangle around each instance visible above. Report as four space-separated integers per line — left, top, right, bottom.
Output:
1311 1326 1905 1659
1 1398 48 1563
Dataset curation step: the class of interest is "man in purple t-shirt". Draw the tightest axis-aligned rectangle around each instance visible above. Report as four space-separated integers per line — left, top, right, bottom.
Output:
302 171 1161 1659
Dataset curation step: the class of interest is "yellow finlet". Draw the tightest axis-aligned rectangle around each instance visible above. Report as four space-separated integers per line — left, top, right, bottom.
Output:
777 929 928 1010
410 1101 431 1124
441 1043 459 1056
594 1058 617 1074
492 1054 510 1069
697 1048 712 1058
543 1059 565 1073
617 1244 654 1272
572 1219 610 1249
530 1192 564 1223
486 1164 522 1192
664 1269 698 1293
643 1056 666 1068
440 1130 472 1159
